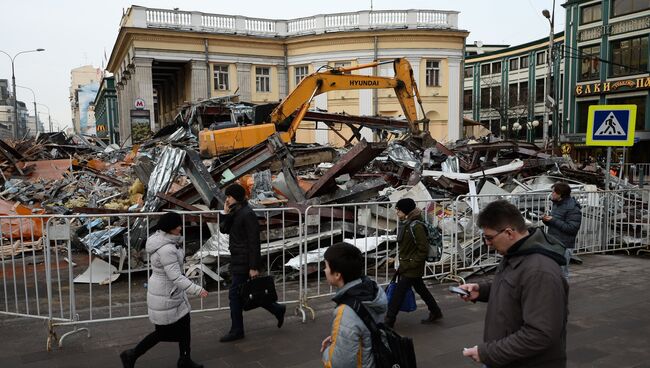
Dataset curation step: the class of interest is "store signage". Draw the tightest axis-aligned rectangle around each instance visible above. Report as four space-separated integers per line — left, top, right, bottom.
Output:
586 105 636 147
575 76 650 96
134 97 146 110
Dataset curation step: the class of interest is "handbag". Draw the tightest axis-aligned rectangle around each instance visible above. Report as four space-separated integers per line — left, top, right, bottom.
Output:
238 275 278 311
385 274 417 312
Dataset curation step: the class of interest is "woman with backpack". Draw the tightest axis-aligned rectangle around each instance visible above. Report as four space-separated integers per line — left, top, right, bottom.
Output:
384 198 443 328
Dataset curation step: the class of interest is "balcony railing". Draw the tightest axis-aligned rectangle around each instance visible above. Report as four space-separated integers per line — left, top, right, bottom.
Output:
125 7 459 36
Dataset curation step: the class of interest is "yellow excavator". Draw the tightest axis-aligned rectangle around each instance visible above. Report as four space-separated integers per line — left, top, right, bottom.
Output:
199 58 430 157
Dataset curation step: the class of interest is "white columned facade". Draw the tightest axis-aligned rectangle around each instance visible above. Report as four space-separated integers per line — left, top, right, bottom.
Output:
133 58 156 131
447 56 462 141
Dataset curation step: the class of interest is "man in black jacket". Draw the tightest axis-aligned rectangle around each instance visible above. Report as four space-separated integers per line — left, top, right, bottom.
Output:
542 182 582 279
218 184 286 342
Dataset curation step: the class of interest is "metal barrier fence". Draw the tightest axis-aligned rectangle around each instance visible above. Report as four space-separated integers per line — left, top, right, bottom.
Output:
622 163 650 185
1 189 648 350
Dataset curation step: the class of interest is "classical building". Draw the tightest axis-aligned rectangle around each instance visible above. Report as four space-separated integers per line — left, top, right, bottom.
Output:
94 76 119 144
562 0 650 162
70 65 102 135
106 6 468 146
464 33 565 142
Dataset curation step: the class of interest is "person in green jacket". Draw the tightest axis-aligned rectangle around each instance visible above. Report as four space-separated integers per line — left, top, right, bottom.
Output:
384 197 442 328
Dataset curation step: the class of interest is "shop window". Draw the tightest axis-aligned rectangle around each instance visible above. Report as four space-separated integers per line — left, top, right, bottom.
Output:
463 89 473 111
577 100 597 133
579 45 600 81
607 96 647 130
610 36 648 77
581 3 602 24
612 0 650 17
509 58 519 71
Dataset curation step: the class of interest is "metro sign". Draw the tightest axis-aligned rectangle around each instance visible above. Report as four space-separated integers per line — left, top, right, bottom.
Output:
134 98 146 110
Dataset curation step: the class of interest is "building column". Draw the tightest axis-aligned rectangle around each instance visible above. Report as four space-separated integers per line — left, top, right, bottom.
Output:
236 63 252 102
116 81 129 146
447 57 462 142
357 57 375 142
189 60 209 103
133 57 156 131
311 61 329 145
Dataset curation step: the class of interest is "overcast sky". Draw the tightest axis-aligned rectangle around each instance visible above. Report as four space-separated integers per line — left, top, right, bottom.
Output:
1 0 565 130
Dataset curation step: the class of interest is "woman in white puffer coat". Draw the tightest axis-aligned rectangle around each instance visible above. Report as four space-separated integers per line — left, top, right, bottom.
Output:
120 212 208 368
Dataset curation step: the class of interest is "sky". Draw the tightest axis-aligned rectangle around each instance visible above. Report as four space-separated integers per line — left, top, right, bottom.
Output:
0 0 565 131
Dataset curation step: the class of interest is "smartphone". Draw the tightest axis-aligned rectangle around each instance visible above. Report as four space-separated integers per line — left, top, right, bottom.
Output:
448 286 470 297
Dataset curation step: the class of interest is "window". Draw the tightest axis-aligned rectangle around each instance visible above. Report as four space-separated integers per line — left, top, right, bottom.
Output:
463 90 473 110
509 58 519 71
426 60 440 86
519 81 529 105
481 87 490 108
520 55 529 68
577 101 597 133
481 63 491 76
213 64 229 91
536 51 547 66
579 45 600 81
255 67 270 92
612 0 650 17
509 83 518 105
535 79 545 103
464 67 473 78
611 36 648 77
295 65 308 86
581 4 602 24
607 96 646 131
492 61 502 74
491 86 501 108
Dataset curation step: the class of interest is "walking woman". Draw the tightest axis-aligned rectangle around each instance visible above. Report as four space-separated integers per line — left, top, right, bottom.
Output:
120 212 208 368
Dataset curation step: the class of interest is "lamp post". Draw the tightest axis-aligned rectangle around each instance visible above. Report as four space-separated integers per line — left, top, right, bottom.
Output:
37 103 51 133
542 1 555 152
16 85 39 135
0 48 45 139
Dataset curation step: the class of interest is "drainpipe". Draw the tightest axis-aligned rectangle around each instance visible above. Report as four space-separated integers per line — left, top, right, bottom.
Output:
204 39 211 98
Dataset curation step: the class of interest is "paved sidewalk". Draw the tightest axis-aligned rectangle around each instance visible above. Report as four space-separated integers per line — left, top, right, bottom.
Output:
1 254 650 367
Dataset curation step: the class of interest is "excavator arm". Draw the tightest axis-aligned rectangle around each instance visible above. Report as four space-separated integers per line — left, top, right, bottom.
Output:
268 58 428 140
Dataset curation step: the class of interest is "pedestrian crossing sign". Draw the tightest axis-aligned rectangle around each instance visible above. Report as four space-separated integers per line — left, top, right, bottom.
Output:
586 105 636 146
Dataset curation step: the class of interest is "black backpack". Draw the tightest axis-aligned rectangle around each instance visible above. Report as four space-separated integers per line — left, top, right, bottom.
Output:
340 296 417 368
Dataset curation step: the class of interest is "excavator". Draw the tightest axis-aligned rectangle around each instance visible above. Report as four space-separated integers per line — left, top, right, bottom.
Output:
199 58 431 157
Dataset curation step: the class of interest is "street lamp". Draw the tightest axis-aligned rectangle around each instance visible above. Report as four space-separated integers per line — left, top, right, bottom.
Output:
36 103 51 133
0 48 45 139
16 85 40 135
542 1 555 152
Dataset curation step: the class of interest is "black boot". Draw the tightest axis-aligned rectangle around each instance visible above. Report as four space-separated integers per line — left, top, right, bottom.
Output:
276 304 287 328
421 310 443 324
119 349 136 368
177 355 203 368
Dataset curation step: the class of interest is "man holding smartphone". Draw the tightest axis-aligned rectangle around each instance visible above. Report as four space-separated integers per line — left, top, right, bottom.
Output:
459 200 568 367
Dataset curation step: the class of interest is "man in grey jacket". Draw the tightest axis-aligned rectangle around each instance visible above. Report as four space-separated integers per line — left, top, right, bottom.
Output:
321 242 387 368
460 200 568 368
543 182 582 278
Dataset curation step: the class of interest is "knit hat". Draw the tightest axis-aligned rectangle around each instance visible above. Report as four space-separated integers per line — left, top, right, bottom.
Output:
225 183 246 202
158 212 182 233
395 198 416 214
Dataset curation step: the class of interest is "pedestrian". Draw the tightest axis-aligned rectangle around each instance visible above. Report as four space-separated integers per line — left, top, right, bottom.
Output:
384 197 442 328
542 182 582 278
218 183 286 342
120 212 208 368
321 242 387 368
460 200 568 367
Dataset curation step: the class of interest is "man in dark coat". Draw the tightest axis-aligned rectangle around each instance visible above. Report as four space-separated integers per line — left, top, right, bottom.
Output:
542 182 582 278
460 200 568 368
384 197 442 328
218 184 286 342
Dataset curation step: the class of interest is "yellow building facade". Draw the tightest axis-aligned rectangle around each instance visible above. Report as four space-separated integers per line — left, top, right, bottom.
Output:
107 6 468 146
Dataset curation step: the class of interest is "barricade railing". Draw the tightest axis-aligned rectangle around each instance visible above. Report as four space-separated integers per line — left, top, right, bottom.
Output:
300 198 456 315
0 208 306 350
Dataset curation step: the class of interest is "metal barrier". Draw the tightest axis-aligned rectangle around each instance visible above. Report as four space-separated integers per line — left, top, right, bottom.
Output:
622 163 650 185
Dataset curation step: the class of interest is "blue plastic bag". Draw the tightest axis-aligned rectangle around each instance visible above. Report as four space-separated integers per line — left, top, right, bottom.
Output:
385 275 417 312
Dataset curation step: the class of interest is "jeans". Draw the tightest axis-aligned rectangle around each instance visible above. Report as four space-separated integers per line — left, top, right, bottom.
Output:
386 275 441 321
229 272 284 334
134 313 191 358
562 248 573 279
